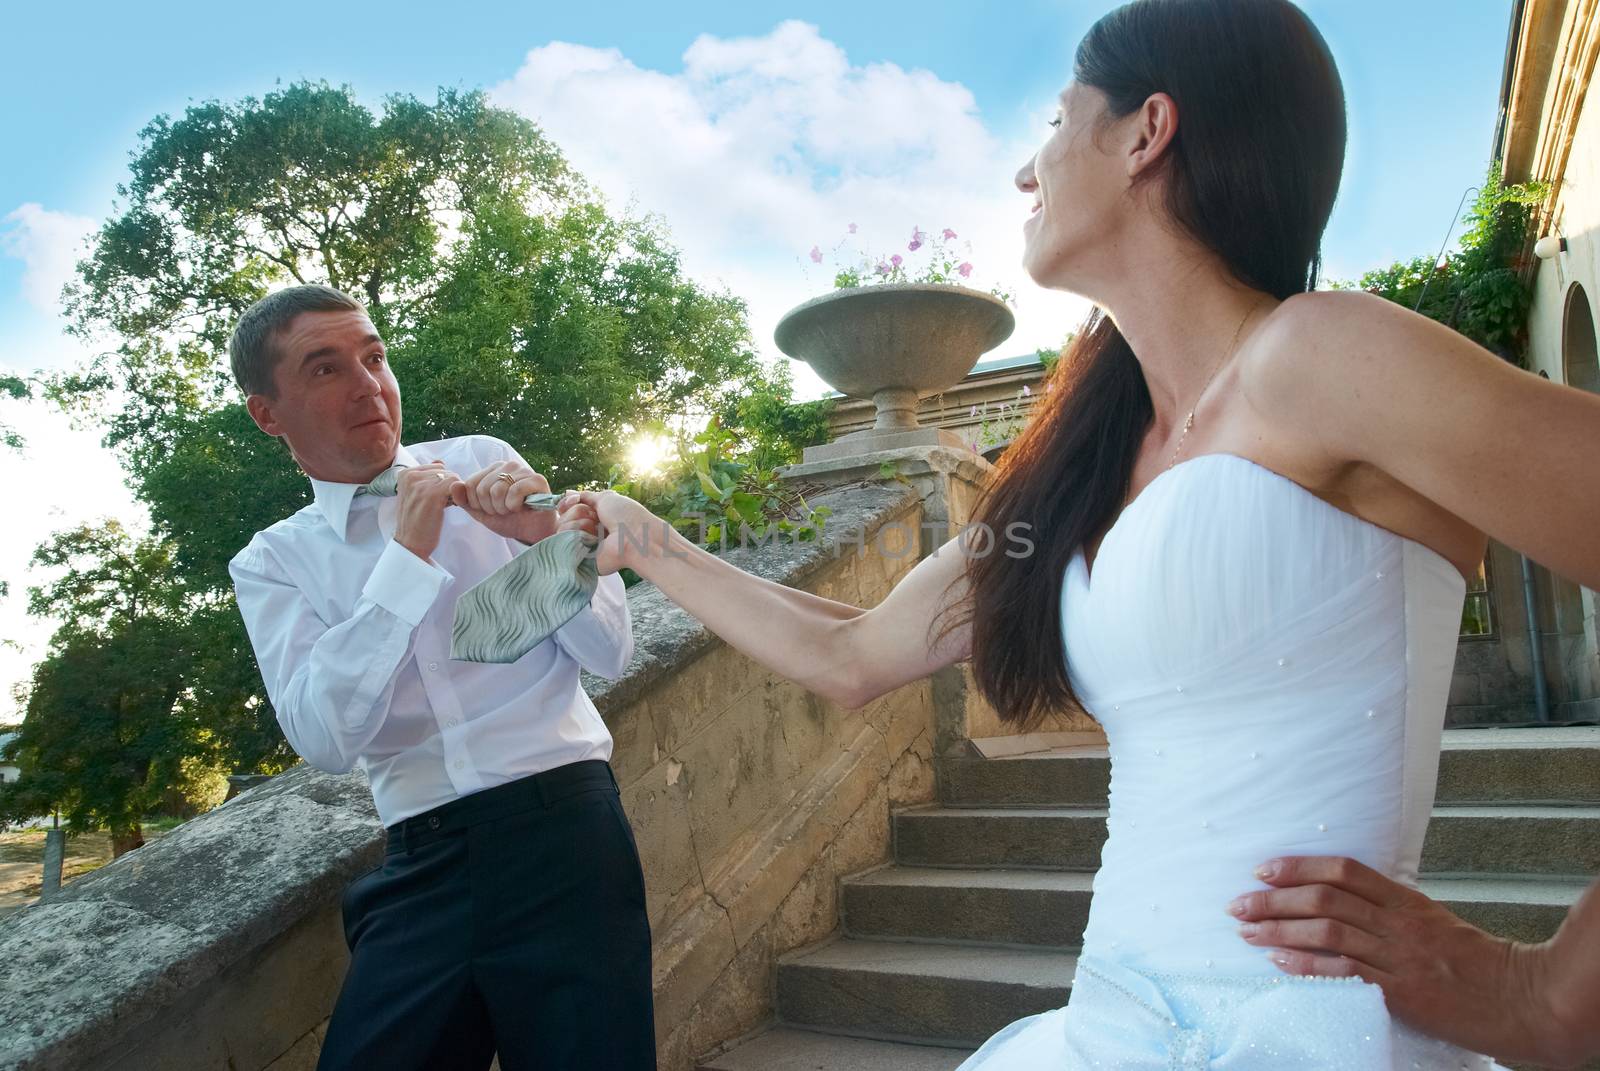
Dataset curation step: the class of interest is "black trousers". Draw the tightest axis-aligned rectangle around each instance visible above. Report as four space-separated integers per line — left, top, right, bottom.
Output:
317 760 656 1071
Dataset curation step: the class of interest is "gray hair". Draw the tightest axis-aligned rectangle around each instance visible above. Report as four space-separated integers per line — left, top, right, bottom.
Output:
229 284 366 398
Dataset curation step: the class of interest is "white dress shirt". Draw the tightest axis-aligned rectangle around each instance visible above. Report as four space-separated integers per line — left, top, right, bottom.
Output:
228 434 633 827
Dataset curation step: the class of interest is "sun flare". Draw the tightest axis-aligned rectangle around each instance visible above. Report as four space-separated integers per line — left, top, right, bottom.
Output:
625 433 675 475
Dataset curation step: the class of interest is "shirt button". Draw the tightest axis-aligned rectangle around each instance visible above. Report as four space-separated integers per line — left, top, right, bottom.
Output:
447 717 461 727
453 759 464 770
428 661 439 671
428 816 441 830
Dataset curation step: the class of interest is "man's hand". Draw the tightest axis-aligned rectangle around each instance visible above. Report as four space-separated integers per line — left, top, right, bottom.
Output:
450 460 559 547
1231 855 1599 1069
393 460 461 564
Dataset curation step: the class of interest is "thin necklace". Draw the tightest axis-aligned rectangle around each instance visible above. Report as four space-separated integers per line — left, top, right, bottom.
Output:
1166 302 1260 471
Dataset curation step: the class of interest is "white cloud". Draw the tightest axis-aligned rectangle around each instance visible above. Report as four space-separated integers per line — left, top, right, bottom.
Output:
489 20 1088 400
2 203 97 321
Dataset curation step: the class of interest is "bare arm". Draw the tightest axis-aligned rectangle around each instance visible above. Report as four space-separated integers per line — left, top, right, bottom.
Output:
1261 291 1600 588
570 491 973 709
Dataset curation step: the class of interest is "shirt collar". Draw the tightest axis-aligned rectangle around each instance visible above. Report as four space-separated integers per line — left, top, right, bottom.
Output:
308 442 421 542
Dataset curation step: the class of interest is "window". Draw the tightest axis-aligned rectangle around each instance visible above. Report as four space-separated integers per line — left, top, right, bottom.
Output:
1460 556 1495 638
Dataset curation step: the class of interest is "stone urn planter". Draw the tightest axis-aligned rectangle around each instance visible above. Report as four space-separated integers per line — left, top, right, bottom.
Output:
774 282 1015 464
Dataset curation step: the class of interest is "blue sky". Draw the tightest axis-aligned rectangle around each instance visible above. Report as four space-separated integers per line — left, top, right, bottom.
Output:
4 0 1512 320
0 0 1517 715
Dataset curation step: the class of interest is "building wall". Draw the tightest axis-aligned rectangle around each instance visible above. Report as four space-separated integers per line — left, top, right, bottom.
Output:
1500 0 1600 722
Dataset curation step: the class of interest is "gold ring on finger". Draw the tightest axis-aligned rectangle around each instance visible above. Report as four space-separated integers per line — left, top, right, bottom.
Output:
496 472 515 483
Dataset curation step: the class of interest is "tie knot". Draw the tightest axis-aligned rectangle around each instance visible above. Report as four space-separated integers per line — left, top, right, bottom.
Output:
356 465 405 498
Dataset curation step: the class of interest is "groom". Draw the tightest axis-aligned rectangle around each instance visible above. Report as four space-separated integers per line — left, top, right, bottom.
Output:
225 284 654 1070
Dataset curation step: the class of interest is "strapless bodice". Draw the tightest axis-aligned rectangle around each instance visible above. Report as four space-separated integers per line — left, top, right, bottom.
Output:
953 452 1497 1069
1059 452 1467 976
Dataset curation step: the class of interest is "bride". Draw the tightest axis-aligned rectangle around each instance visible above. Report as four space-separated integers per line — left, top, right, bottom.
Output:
562 0 1600 1065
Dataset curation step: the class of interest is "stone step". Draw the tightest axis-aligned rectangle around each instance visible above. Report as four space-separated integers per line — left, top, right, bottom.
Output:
776 937 1075 1048
1433 726 1600 803
1421 805 1600 877
894 806 1107 869
937 726 1600 809
938 746 1110 808
842 866 1093 948
698 1027 972 1070
893 805 1600 876
841 864 1586 947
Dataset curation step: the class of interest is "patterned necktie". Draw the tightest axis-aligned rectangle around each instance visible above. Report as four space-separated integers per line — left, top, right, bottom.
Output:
355 465 599 664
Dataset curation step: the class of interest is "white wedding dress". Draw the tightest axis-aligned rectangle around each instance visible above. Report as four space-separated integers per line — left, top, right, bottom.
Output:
957 452 1507 1070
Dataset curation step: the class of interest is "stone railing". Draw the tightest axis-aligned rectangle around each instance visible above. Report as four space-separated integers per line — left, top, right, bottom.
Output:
0 447 1090 1071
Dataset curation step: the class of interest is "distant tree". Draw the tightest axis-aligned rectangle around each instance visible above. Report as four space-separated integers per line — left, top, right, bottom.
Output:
0 521 277 854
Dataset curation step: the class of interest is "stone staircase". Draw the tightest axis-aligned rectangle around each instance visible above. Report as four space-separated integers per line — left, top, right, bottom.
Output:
699 726 1600 1070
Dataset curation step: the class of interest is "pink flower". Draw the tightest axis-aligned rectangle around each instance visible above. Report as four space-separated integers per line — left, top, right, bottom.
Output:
875 261 891 276
1022 384 1031 396
909 226 925 252
942 228 957 240
891 254 903 266
958 262 974 278
809 245 823 263
848 222 858 234
969 404 978 417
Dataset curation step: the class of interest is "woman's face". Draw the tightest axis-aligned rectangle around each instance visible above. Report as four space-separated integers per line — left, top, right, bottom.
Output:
1016 81 1136 292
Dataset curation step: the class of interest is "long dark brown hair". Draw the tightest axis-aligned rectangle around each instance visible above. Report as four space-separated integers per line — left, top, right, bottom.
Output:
940 0 1347 729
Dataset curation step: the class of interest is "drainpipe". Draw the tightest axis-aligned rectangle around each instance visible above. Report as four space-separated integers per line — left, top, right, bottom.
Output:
1520 553 1552 722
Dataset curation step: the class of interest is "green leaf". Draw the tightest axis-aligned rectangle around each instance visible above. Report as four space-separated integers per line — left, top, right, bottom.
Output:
697 468 728 502
729 492 764 525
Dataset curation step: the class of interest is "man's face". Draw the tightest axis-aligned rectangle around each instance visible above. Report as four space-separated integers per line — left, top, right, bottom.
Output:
244 309 403 483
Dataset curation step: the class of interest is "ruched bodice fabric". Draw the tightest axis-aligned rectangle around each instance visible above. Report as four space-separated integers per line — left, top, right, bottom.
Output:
956 453 1505 1070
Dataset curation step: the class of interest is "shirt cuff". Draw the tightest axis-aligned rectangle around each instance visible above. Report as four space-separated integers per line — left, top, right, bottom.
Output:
363 540 454 626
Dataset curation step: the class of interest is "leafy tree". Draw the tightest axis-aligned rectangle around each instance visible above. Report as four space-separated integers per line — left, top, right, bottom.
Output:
399 195 764 492
28 79 788 781
48 81 766 591
0 521 250 855
1328 160 1549 363
711 358 836 472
